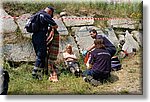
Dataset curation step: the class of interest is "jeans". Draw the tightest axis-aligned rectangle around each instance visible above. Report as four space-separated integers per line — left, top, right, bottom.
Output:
82 69 94 77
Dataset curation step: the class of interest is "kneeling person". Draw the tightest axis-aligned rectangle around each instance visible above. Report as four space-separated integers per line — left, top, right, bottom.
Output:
82 39 111 85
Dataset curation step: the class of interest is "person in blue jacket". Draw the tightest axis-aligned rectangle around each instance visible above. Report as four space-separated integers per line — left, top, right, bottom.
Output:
82 29 116 57
32 6 58 80
82 39 111 86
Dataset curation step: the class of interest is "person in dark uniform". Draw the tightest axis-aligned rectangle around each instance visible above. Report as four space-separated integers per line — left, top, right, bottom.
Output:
82 29 116 57
32 6 58 80
82 39 111 85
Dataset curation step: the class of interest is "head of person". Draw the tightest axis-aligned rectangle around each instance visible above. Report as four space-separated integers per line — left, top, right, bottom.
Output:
94 39 105 49
65 44 73 54
45 6 54 17
89 29 97 39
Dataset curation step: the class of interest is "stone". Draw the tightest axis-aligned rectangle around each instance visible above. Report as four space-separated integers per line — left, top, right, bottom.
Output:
122 30 140 53
104 28 119 47
107 18 141 29
16 13 32 38
3 42 36 62
131 31 142 46
62 16 94 27
0 9 17 34
54 18 68 35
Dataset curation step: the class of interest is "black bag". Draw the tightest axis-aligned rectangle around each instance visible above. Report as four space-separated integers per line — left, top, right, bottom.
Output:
111 56 122 71
25 12 41 33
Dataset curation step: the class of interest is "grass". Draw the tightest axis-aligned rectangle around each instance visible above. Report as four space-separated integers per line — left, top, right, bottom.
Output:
3 52 142 95
3 1 142 20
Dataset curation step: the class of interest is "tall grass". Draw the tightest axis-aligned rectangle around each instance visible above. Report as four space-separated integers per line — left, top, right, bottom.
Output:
3 1 142 19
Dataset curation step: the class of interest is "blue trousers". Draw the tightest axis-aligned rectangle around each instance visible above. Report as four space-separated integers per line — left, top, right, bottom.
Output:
32 31 47 68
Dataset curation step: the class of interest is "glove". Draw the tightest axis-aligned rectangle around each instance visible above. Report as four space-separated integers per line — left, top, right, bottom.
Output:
82 50 88 56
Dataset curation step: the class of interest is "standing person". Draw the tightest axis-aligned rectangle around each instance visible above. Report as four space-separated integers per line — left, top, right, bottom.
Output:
32 6 58 80
47 27 59 82
82 39 111 85
82 29 116 57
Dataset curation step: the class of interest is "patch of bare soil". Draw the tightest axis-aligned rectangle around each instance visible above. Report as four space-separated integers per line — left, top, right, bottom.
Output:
110 52 142 94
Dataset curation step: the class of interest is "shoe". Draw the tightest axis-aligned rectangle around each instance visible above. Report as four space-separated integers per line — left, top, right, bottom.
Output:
37 75 42 80
83 76 93 83
83 77 89 82
32 69 38 79
90 79 102 87
74 70 80 77
32 73 38 79
32 70 43 80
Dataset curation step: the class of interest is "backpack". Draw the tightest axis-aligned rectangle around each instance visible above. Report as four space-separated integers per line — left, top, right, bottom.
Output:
25 12 41 33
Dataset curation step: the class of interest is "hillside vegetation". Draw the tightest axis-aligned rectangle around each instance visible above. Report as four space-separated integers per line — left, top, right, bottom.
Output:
3 1 142 19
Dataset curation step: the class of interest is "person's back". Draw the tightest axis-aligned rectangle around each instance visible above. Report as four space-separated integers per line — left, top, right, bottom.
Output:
96 34 114 48
37 10 56 32
82 39 111 85
96 34 116 57
90 48 111 80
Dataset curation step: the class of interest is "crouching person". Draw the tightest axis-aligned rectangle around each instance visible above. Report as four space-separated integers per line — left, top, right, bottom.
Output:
63 44 82 77
82 39 111 86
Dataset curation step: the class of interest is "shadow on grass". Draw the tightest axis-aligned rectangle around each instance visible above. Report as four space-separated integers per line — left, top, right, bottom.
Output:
102 73 119 84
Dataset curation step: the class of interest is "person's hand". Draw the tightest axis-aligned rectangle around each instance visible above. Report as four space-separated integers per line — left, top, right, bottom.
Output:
82 50 88 56
52 25 58 29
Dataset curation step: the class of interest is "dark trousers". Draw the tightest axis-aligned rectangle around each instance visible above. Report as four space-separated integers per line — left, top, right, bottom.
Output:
82 69 110 81
32 31 47 68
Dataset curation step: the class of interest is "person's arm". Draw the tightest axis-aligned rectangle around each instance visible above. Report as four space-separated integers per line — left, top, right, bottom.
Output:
47 28 54 42
63 53 77 61
89 52 94 66
82 44 95 56
71 54 77 60
40 13 58 27
66 54 77 60
63 53 67 59
87 64 93 69
86 43 95 52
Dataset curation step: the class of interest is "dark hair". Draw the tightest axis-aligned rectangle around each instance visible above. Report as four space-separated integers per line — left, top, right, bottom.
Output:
89 29 97 34
47 6 54 17
94 39 105 49
47 6 54 12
